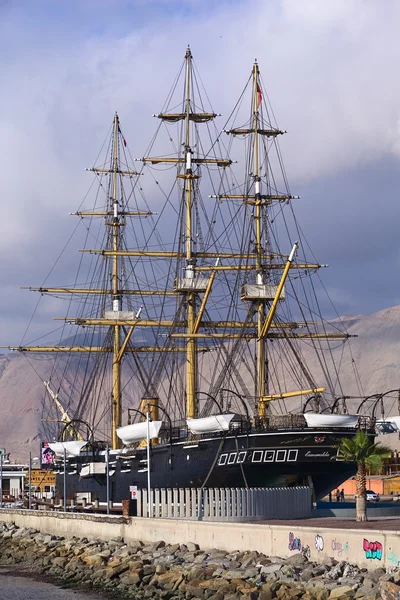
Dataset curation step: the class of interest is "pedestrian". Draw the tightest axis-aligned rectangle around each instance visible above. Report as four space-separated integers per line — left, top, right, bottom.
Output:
340 488 345 502
328 491 332 502
335 489 340 502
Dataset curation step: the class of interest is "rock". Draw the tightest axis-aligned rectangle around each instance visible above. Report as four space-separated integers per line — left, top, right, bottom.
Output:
187 542 200 552
82 553 106 568
329 586 355 598
315 591 330 600
166 543 181 555
223 569 258 580
260 563 282 576
240 592 258 600
208 594 224 600
119 570 143 585
328 563 345 580
258 588 273 600
354 584 375 598
300 566 315 581
366 568 386 583
187 567 207 581
186 584 205 598
380 579 400 600
340 577 363 586
52 556 69 568
286 554 309 567
240 552 259 567
143 540 166 552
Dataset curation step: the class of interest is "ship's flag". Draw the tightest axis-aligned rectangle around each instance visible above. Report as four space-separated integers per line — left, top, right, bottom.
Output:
257 84 262 109
119 126 127 146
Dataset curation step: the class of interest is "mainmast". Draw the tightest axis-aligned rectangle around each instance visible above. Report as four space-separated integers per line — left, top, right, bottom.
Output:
184 47 197 419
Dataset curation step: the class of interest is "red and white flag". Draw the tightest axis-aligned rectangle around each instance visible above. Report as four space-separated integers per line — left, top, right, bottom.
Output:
257 84 262 109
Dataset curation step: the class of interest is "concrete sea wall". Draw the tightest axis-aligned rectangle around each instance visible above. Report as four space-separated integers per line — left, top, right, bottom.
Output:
0 509 399 571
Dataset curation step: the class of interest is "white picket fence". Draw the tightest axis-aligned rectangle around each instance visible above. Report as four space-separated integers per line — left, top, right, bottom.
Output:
135 487 311 521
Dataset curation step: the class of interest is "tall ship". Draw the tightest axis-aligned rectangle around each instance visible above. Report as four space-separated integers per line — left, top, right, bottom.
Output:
5 48 381 502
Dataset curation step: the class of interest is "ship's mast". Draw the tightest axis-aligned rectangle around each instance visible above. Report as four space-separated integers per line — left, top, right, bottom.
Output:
184 47 197 419
111 113 122 448
252 61 267 412
8 53 347 437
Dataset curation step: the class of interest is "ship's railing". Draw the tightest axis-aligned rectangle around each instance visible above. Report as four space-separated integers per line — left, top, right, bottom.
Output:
358 415 376 431
135 486 311 521
157 412 376 444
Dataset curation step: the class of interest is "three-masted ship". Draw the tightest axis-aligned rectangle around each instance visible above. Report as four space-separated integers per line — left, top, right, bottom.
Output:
6 48 375 502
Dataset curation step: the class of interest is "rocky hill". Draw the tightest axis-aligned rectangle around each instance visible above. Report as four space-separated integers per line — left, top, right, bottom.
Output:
1 304 400 462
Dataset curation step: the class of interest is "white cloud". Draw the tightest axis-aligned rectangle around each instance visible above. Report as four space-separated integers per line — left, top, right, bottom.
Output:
1 0 400 342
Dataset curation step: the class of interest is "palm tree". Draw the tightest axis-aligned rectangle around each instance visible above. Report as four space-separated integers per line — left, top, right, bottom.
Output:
337 430 391 522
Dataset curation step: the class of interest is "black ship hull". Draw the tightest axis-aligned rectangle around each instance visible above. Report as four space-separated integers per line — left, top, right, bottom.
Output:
57 428 358 503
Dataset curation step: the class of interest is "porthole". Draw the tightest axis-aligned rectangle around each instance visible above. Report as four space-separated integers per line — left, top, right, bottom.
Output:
227 452 237 465
218 453 228 466
237 451 247 463
276 450 287 462
252 450 263 463
287 449 298 462
264 450 275 462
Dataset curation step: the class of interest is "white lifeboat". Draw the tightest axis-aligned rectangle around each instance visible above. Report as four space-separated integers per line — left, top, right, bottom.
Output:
304 414 359 428
116 421 163 445
186 414 235 434
48 441 88 457
375 416 400 434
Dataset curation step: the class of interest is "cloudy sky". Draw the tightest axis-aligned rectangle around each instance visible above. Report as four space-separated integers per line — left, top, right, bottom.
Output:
1 0 400 345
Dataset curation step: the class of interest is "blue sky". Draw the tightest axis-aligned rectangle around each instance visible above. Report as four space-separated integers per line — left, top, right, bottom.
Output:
1 0 400 343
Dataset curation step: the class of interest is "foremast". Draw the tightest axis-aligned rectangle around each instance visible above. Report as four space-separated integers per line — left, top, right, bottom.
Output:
111 113 122 448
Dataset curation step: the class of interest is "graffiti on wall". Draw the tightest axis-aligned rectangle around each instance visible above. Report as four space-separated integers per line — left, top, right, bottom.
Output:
288 532 302 551
363 539 383 560
387 548 400 567
331 539 349 557
315 535 324 552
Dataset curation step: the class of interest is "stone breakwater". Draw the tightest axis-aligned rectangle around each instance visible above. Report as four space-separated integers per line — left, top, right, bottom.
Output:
0 522 400 600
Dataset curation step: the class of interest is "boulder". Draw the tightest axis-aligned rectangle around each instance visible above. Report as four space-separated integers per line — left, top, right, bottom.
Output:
286 554 309 567
380 580 400 600
329 586 355 598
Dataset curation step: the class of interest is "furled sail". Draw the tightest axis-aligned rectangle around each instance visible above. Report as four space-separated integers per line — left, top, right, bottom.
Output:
186 414 235 434
116 421 163 445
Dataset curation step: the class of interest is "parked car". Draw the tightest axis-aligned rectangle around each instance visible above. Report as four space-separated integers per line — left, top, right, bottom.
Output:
354 490 380 502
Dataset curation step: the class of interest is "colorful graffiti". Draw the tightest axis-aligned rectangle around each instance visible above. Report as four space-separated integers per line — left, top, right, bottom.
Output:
288 532 302 551
363 539 383 560
315 535 324 552
387 549 400 567
331 538 349 557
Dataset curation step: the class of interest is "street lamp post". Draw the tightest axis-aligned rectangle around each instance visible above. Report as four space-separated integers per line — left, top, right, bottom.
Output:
28 452 32 510
106 445 110 515
63 447 67 512
28 454 39 510
146 409 151 518
0 453 3 509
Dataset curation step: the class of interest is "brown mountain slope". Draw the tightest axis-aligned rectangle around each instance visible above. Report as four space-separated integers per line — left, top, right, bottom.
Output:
1 304 400 462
